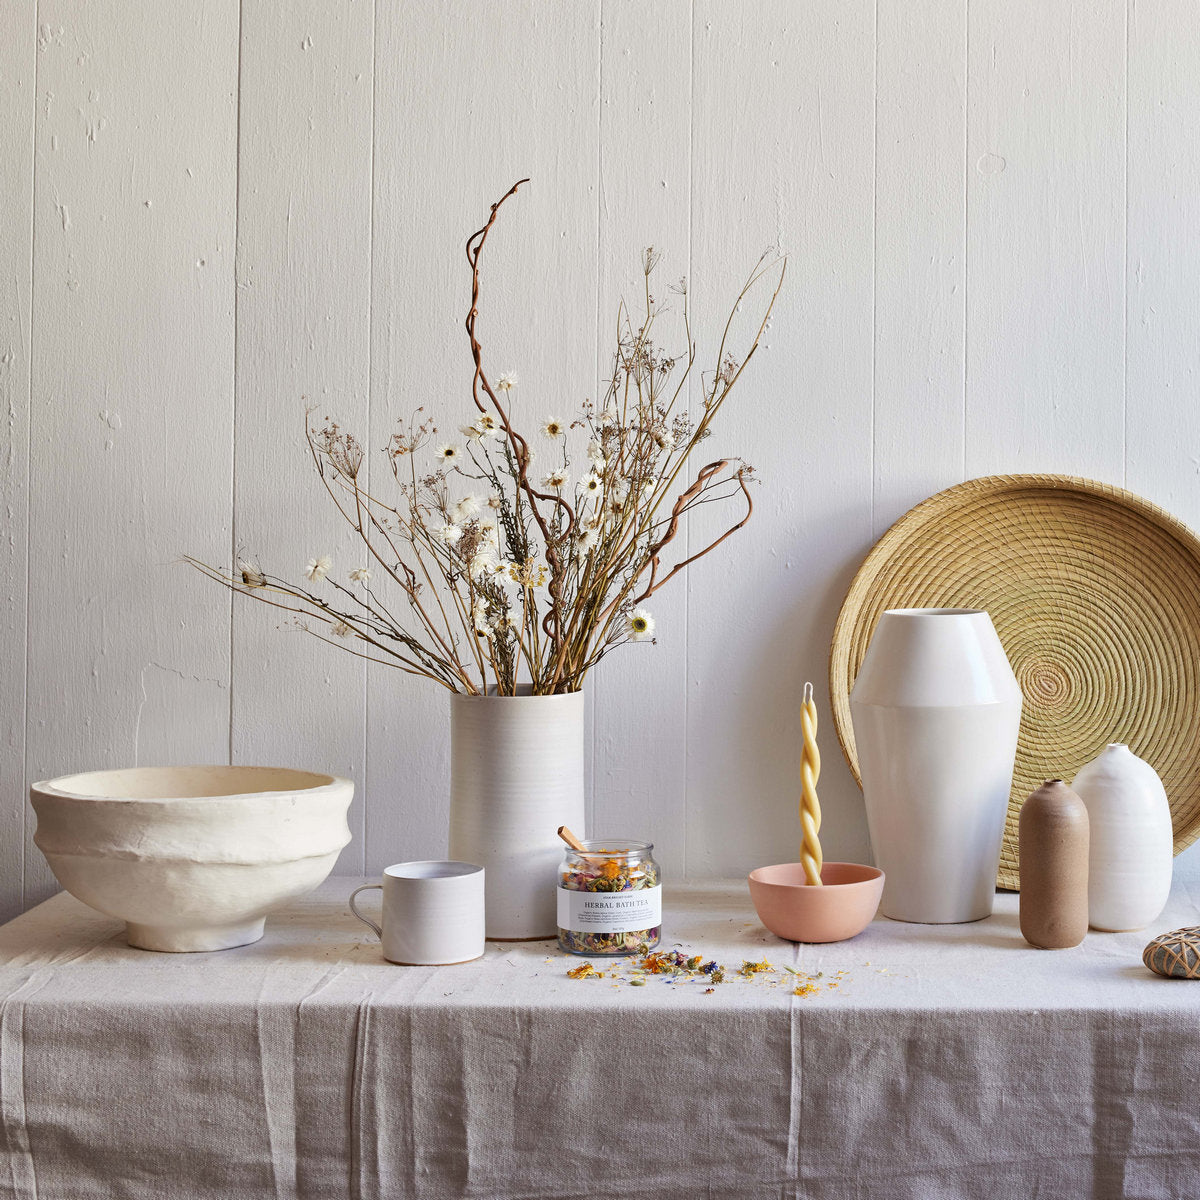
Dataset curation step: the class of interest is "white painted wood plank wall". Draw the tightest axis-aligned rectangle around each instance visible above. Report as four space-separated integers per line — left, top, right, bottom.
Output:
5 0 1200 917
593 0 691 880
23 2 238 910
0 1 36 923
234 0 374 873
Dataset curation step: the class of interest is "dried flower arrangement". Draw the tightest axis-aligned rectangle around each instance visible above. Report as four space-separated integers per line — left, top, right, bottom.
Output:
190 181 784 695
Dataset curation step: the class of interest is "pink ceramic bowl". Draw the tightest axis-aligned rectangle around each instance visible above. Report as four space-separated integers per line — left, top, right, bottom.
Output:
748 862 885 943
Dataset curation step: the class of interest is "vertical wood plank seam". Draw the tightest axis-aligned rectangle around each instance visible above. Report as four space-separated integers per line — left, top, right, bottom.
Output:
1123 0 1130 487
962 0 970 481
871 0 878 536
590 0 604 839
364 0 378 872
229 0 246 769
21 0 42 909
684 0 694 877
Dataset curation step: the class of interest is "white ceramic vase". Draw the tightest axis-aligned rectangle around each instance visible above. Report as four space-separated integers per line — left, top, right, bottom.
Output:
850 608 1023 923
1072 743 1173 932
449 688 585 939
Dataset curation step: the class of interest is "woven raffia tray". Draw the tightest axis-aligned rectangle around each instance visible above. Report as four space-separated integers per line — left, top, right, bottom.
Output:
829 474 1200 890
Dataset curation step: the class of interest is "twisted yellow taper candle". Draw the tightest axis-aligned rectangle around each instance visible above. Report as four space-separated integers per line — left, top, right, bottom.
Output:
800 681 824 886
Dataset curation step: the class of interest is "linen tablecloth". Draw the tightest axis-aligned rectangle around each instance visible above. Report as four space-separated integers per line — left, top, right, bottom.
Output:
2 876 1200 1200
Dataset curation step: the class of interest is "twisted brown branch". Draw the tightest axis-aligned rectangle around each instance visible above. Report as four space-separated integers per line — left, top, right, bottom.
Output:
633 463 754 604
463 179 577 688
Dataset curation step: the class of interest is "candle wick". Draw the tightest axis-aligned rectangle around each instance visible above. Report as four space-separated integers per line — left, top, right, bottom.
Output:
803 680 813 704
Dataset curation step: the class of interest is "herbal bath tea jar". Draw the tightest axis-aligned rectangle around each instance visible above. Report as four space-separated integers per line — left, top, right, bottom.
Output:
557 840 661 955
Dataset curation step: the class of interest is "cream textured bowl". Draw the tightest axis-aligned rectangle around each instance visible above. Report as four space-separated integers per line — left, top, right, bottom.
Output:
31 766 353 952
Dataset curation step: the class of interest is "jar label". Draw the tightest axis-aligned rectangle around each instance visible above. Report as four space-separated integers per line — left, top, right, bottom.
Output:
557 885 662 934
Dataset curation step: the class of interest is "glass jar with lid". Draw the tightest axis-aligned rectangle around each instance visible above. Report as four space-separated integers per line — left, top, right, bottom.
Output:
557 839 661 956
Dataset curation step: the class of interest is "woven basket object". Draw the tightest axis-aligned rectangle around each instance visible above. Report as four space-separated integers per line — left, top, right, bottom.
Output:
829 474 1200 891
1143 927 1200 979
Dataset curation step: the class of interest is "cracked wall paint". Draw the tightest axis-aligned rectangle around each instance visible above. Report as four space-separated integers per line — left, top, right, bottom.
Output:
132 662 228 768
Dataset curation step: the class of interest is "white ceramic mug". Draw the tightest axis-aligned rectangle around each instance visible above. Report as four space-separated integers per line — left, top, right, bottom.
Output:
349 861 486 965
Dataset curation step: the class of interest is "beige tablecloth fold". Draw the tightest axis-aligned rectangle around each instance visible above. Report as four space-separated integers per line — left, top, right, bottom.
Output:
2 878 1200 1199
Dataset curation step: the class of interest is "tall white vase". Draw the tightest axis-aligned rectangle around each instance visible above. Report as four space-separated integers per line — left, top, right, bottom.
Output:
850 609 1023 923
449 688 585 939
1072 743 1172 932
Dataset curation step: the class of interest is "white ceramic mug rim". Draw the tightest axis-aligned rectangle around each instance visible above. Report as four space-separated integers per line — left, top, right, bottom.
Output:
383 859 482 880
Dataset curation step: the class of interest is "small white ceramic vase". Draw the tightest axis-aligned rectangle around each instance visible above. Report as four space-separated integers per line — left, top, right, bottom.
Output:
1072 743 1172 932
850 608 1023 923
449 688 585 939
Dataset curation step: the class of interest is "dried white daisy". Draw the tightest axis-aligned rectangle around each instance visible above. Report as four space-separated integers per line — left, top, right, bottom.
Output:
238 559 266 589
437 523 463 546
495 372 517 392
575 527 599 559
305 555 331 582
469 547 498 580
580 472 603 498
463 414 499 441
628 607 655 642
472 598 494 638
542 416 565 439
542 469 569 490
586 439 606 465
436 443 461 463
453 494 482 522
348 566 372 583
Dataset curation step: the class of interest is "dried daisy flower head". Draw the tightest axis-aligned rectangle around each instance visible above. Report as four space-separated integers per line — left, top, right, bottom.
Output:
190 180 783 696
628 608 656 642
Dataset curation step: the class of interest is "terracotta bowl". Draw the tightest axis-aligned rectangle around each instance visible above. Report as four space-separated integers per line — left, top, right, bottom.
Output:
748 861 885 943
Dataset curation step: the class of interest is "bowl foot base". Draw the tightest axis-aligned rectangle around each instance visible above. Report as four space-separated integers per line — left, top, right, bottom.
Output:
880 907 990 925
126 917 267 953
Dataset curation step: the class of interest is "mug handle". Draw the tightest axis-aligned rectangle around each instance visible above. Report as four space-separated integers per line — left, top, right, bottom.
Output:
349 884 383 939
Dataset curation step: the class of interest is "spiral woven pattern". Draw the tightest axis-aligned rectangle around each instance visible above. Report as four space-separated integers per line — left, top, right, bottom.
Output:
829 474 1200 891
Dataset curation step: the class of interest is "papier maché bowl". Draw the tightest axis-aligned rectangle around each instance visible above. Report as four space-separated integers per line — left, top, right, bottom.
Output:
31 766 352 952
748 862 885 943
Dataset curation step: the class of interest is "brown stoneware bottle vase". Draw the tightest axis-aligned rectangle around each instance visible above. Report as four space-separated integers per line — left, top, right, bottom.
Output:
1018 779 1090 949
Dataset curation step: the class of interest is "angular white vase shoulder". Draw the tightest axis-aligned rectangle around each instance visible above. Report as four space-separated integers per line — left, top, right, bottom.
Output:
850 608 1023 924
449 688 585 940
1072 743 1173 932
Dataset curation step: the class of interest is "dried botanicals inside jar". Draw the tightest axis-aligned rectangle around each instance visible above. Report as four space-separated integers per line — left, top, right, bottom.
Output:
557 840 661 956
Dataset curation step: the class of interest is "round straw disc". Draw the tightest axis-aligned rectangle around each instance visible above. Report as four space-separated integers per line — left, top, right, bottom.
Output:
829 475 1200 890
